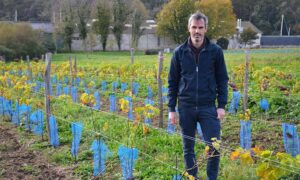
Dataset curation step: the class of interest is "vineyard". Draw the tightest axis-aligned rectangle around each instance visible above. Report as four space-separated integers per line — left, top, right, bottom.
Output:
0 49 300 179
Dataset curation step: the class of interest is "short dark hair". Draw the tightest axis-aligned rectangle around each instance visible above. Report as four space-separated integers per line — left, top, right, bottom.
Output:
188 11 208 28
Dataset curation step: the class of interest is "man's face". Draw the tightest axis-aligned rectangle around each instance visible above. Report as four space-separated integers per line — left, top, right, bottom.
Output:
188 19 207 45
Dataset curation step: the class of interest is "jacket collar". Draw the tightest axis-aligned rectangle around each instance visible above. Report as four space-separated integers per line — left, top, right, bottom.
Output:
182 36 211 52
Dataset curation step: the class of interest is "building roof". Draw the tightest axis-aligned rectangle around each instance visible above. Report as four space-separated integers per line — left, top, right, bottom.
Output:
237 19 262 34
261 36 300 46
0 21 54 33
241 21 262 34
30 22 54 33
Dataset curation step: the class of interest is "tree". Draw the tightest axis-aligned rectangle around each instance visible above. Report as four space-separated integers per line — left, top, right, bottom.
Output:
216 37 229 50
141 0 167 18
129 0 148 49
63 16 75 52
93 0 111 51
232 0 257 21
86 32 97 52
250 0 281 35
0 0 51 21
239 27 258 46
112 0 130 51
156 0 236 43
77 1 89 51
293 24 300 35
156 0 195 44
231 0 300 35
195 0 236 39
62 2 75 52
277 0 300 35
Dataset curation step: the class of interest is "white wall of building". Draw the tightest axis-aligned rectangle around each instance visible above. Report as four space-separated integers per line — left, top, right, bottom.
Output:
72 33 176 51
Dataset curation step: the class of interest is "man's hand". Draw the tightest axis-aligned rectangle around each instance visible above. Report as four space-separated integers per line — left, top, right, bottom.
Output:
217 108 225 120
169 112 177 124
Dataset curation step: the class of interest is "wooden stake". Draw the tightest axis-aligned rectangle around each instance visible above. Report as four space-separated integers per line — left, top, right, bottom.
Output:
26 55 32 81
130 48 134 64
69 55 73 86
44 53 52 144
243 50 250 113
74 56 77 83
157 51 164 128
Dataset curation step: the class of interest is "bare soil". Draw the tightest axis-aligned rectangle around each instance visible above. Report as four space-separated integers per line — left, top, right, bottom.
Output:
0 122 74 180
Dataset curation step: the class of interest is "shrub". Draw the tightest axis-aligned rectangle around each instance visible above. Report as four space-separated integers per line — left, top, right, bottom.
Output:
42 33 56 53
216 37 229 50
0 22 47 60
0 45 15 61
144 49 160 55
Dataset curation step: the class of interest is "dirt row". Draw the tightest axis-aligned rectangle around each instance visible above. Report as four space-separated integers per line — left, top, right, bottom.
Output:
0 122 74 180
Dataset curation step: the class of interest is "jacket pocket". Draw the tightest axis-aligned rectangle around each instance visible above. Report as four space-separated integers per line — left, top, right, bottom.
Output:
199 77 209 90
179 76 194 97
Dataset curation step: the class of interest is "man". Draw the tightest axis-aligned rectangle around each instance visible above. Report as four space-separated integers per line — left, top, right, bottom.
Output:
168 12 228 179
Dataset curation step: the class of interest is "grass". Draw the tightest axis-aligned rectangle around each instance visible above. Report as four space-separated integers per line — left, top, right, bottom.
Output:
20 164 40 175
52 51 166 66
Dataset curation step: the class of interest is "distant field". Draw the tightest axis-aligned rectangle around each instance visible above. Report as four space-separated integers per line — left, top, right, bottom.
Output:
52 48 300 75
52 51 163 66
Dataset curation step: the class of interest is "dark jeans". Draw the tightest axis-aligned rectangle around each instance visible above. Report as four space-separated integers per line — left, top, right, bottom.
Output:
178 106 221 180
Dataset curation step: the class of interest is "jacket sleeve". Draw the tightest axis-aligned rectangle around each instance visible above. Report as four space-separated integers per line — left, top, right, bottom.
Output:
215 47 229 109
168 51 181 112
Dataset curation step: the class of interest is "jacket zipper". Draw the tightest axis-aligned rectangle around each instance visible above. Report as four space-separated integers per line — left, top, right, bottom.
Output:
196 64 198 110
195 49 203 110
192 51 199 110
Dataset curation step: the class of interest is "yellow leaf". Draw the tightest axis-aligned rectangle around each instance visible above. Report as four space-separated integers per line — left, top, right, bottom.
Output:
182 172 189 177
80 93 89 105
211 137 217 141
188 175 195 180
205 145 210 155
142 124 150 135
25 99 31 105
212 141 220 151
211 137 221 151
103 122 109 132
251 145 262 155
256 162 269 178
182 172 195 180
296 154 300 162
230 150 240 160
238 113 244 119
119 98 129 112
260 150 273 158
240 152 254 165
